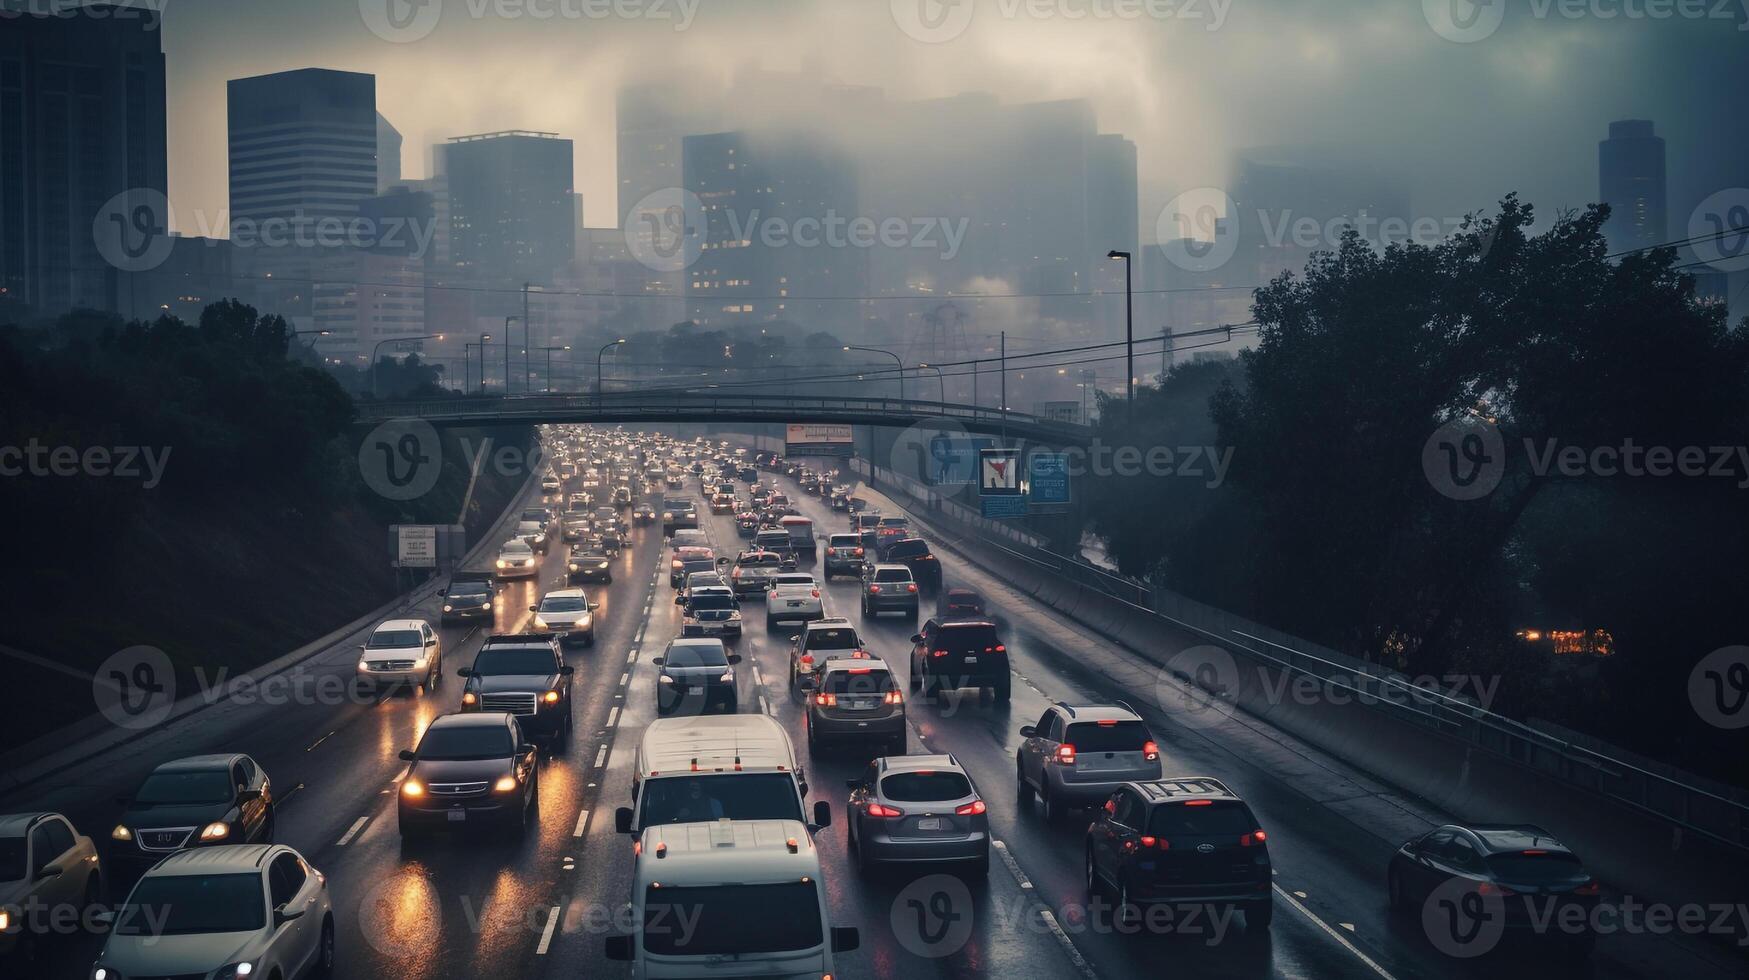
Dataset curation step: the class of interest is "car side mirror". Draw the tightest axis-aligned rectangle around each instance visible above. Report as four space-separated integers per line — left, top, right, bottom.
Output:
37 863 63 880
357 643 367 651
560 665 575 676
726 654 742 665
909 633 923 643
399 749 417 762
831 927 860 953
457 667 473 677
274 903 306 926
1019 725 1037 738
615 807 635 834
529 604 539 612
812 800 832 828
519 743 538 756
589 602 600 610
605 935 633 961
674 594 686 605
651 657 665 666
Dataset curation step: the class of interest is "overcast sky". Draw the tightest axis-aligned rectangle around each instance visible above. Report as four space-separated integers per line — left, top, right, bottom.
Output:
155 0 1749 243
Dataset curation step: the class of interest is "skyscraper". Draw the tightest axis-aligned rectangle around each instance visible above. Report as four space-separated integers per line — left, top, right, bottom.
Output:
0 4 167 317
438 131 575 291
1598 119 1666 253
227 69 379 238
376 112 402 192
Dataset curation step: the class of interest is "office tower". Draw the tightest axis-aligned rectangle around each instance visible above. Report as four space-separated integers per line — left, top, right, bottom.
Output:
0 4 167 317
1230 149 1411 286
438 130 575 291
376 112 402 192
1598 119 1666 253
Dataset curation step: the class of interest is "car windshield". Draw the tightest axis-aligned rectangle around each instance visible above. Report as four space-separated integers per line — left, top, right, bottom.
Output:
742 555 780 567
664 643 728 667
805 628 859 650
638 773 803 826
881 771 974 802
540 596 587 612
873 568 912 583
1065 721 1150 753
472 648 555 675
887 540 929 558
418 725 513 761
0 837 26 881
133 770 233 806
501 542 533 556
689 594 736 611
451 584 491 599
822 669 893 694
829 536 859 547
1486 852 1588 883
1147 800 1257 838
367 629 421 649
773 575 814 587
115 874 265 936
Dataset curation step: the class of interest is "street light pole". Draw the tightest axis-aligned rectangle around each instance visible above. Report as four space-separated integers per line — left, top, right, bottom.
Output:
597 338 627 404
534 345 572 393
1000 330 1007 443
1108 249 1133 419
843 345 904 401
918 363 946 403
370 333 445 399
477 332 493 395
503 316 518 397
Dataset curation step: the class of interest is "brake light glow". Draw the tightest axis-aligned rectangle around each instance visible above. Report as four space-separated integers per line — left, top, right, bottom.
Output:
884 689 903 705
849 667 872 674
1477 883 1516 897
1521 849 1547 855
854 547 864 555
866 803 903 818
800 654 814 665
955 800 987 816
868 585 881 594
811 590 821 598
932 649 947 658
814 692 837 706
1143 740 1159 761
1240 830 1267 847
1097 719 1117 726
907 583 918 593
1139 835 1161 848
1183 799 1213 806
1055 744 1076 764
1573 880 1600 896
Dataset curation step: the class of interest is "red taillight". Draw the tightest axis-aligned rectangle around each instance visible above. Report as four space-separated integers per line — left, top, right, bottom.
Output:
866 803 902 818
1143 740 1159 761
993 644 1006 653
1139 835 1159 848
1104 799 1116 814
931 649 948 658
1573 880 1600 896
1240 830 1267 847
732 568 742 579
906 583 918 593
1521 849 1547 855
1097 719 1118 727
849 667 873 674
884 689 903 705
1055 744 1076 764
854 547 864 555
868 584 881 594
799 654 814 665
1477 883 1516 897
811 589 820 598
1183 799 1213 806
955 800 986 816
814 692 837 706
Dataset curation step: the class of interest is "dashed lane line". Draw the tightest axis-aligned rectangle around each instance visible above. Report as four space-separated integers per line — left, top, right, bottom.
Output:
607 706 621 728
593 743 609 768
572 807 591 838
992 839 1097 980
535 905 561 955
1274 885 1398 980
336 816 368 847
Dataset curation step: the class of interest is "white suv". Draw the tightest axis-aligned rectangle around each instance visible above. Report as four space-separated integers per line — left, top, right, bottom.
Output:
764 572 823 630
93 844 334 980
356 619 442 693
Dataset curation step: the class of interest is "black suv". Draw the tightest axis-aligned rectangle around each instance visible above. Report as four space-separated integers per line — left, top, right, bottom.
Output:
108 754 275 878
458 635 576 749
909 618 1009 700
882 537 942 591
441 572 497 625
1084 777 1273 932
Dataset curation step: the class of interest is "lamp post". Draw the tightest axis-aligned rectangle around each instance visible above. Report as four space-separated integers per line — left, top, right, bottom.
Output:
503 316 519 396
534 345 572 393
843 345 904 401
917 363 946 403
597 338 627 404
1107 249 1133 418
475 332 493 395
370 333 445 399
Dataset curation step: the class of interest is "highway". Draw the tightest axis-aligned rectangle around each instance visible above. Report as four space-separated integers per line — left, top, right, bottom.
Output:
6 428 1742 980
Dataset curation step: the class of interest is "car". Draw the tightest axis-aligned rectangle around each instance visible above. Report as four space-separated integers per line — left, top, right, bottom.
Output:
937 587 987 619
515 520 550 553
778 515 818 561
1017 703 1162 823
668 527 710 550
1084 777 1272 931
806 660 905 754
678 569 727 598
540 473 561 493
873 525 912 561
740 466 759 482
765 572 824 629
0 812 103 960
356 618 443 693
561 513 591 542
654 638 742 715
495 539 539 578
520 506 554 527
753 528 798 563
908 618 1009 701
860 563 919 618
108 754 275 878
1387 823 1600 951
661 496 699 533
851 511 881 533
617 715 816 833
570 490 594 510
845 755 989 876
830 486 853 511
682 586 744 641
750 485 772 505
595 527 625 556
90 844 334 980
441 572 497 625
613 486 634 508
529 587 599 647
786 619 871 700
632 502 657 524
730 550 787 597
823 532 866 580
398 712 540 838
567 548 614 584
670 546 718 588
735 510 762 537
593 505 622 531
882 538 942 591
458 635 575 749
710 492 737 513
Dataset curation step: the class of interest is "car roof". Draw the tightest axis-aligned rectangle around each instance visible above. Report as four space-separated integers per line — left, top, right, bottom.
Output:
1455 824 1570 855
871 563 912 574
427 711 513 729
817 658 893 676
637 715 794 775
879 753 963 775
1130 776 1237 804
668 637 726 650
147 844 278 876
807 617 852 628
1052 701 1144 722
638 819 818 884
675 546 714 557
153 753 245 773
0 812 62 836
542 587 585 599
374 618 428 632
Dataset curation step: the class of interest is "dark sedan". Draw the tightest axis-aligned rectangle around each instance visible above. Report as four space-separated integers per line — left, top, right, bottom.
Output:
398 712 540 838
1388 823 1600 953
108 754 274 878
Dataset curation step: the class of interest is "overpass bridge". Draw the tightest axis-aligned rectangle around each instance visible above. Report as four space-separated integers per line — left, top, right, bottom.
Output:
353 391 1094 445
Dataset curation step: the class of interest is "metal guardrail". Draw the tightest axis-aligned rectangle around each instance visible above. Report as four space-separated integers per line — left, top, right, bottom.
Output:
855 460 1749 854
356 392 1094 445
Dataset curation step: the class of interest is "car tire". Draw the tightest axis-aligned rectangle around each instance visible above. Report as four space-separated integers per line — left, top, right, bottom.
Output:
314 916 336 979
1115 882 1140 930
1084 848 1101 900
994 675 1011 703
1041 781 1064 824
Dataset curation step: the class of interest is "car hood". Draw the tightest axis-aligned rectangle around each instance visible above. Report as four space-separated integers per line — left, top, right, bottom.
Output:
119 801 230 829
538 610 591 626
363 644 422 659
102 930 255 974
412 758 512 783
473 674 558 693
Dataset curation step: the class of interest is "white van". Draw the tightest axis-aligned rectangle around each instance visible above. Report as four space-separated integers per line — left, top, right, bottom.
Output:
616 715 827 834
605 819 860 978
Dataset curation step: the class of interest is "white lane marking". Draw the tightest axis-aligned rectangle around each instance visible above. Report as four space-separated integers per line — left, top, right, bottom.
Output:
992 840 1095 979
625 650 637 664
607 706 621 728
757 694 771 716
1274 884 1397 980
751 665 763 687
306 731 334 752
573 808 591 838
619 672 629 686
594 744 609 768
535 905 561 955
336 816 369 847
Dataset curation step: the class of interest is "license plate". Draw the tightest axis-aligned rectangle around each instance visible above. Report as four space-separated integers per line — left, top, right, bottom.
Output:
447 810 466 822
787 600 803 607
849 699 874 710
963 656 978 664
917 818 941 831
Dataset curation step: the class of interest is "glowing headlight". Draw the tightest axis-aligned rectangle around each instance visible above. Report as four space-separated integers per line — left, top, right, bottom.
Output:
481 601 491 610
494 775 518 793
401 779 424 797
197 821 230 842
568 563 580 572
461 692 477 706
543 690 561 703
442 604 453 612
658 675 674 684
357 659 370 671
496 559 508 569
533 616 548 629
717 670 734 683
111 825 131 841
216 962 254 980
